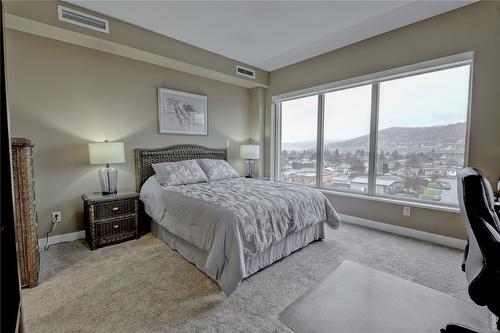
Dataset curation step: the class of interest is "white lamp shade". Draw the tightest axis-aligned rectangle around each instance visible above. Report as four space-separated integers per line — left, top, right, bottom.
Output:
240 144 260 160
88 142 125 165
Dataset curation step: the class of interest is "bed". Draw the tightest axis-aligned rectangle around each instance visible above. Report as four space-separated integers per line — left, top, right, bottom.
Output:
135 144 340 296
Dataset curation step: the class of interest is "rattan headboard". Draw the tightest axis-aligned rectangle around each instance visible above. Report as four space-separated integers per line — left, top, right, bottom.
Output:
134 144 227 191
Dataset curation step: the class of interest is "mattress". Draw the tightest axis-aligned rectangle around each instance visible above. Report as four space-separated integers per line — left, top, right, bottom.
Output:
140 176 340 295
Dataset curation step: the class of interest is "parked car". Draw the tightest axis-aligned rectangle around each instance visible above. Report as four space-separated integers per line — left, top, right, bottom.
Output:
438 181 451 190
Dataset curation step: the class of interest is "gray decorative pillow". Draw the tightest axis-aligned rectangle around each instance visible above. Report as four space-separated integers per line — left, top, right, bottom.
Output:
197 159 239 181
152 160 208 186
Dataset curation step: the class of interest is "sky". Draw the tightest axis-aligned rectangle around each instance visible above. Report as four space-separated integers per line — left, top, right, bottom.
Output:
281 64 471 143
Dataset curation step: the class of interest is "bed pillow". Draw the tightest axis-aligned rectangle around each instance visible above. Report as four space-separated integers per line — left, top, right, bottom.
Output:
197 159 239 181
152 160 208 186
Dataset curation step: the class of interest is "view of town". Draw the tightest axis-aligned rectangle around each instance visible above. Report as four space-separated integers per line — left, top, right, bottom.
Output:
279 65 470 206
280 122 466 205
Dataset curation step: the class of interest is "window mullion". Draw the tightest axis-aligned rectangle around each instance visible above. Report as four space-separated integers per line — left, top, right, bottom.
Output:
316 94 325 188
273 102 281 181
368 83 380 195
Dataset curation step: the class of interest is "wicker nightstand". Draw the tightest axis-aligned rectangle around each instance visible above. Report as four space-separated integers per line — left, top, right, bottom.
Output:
82 191 140 250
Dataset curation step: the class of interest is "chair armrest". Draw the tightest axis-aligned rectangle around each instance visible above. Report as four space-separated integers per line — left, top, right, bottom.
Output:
483 222 500 268
485 222 500 242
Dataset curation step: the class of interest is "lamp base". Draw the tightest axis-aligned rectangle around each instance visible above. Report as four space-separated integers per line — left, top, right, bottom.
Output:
245 159 255 178
98 166 118 194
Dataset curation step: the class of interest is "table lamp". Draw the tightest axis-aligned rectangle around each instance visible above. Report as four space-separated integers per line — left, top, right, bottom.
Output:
88 141 125 194
240 144 260 178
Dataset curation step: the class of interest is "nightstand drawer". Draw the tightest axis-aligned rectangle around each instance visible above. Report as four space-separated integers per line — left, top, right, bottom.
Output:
95 216 136 240
82 191 140 250
94 199 135 220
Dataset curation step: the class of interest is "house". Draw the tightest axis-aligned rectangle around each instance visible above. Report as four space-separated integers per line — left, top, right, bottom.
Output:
350 175 405 195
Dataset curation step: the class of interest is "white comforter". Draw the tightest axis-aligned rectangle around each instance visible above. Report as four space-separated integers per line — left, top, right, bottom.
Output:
140 176 340 295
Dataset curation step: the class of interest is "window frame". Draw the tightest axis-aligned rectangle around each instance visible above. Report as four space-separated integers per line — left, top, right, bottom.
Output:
271 52 473 210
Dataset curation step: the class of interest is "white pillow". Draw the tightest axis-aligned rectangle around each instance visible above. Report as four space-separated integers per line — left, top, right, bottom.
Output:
197 159 239 181
152 160 208 186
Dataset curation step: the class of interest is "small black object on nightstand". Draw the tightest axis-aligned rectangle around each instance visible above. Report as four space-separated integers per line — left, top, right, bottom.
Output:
81 191 140 250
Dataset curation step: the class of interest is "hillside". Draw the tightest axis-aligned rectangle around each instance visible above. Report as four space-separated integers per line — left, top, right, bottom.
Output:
283 122 466 151
330 122 466 149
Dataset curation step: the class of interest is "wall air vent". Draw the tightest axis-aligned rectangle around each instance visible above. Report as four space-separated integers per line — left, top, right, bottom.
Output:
236 65 256 79
58 6 109 33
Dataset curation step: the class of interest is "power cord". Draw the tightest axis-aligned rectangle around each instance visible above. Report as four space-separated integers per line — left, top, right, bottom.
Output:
42 218 75 251
43 221 56 251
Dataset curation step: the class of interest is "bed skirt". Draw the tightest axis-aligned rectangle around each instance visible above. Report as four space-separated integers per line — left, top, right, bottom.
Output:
151 220 325 290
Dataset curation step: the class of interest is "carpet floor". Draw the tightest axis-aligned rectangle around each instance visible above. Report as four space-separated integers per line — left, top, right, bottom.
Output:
23 223 470 332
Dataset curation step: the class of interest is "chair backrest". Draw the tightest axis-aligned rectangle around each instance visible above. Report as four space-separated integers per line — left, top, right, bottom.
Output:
457 168 500 304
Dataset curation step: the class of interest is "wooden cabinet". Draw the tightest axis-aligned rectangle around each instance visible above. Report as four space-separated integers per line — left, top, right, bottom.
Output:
11 137 39 288
82 192 139 250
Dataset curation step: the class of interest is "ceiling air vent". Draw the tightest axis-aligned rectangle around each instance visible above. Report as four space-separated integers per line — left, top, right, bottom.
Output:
236 65 255 79
58 6 109 33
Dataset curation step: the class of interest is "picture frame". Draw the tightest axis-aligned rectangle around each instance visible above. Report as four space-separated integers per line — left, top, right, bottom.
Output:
157 87 208 135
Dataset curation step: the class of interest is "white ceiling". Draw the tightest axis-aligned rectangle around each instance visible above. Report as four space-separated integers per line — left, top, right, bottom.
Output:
68 1 474 71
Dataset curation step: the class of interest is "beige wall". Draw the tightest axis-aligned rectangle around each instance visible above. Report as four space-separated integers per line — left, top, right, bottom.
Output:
6 30 252 237
266 2 500 239
5 1 268 88
249 87 266 177
7 1 499 241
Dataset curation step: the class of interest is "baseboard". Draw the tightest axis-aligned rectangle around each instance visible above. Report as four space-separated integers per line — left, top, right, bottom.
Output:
36 217 466 250
340 214 467 250
38 230 85 249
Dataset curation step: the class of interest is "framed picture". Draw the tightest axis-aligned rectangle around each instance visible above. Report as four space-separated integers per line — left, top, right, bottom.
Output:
158 87 208 135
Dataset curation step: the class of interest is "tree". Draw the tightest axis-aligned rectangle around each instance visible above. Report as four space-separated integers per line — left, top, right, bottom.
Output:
350 157 366 173
378 149 386 161
391 150 401 160
407 153 424 168
403 167 419 194
382 163 389 174
333 149 340 163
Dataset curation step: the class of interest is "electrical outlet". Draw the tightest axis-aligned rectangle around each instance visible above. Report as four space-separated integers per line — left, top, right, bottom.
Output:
403 206 411 217
52 211 62 224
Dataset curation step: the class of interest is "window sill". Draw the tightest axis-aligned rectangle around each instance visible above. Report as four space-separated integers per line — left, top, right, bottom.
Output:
319 188 461 214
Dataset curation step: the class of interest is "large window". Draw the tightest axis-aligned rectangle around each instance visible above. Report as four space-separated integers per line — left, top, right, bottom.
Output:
280 95 318 185
376 66 470 204
274 54 472 208
323 85 372 192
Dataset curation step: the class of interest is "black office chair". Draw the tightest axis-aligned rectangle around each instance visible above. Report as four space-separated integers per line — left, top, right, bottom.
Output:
442 167 500 333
